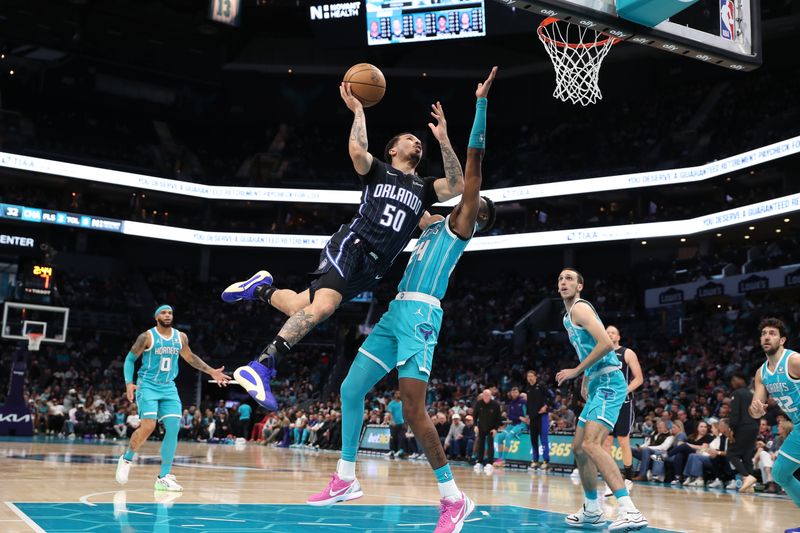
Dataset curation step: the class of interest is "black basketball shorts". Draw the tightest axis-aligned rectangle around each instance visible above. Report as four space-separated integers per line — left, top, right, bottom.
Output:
309 225 388 303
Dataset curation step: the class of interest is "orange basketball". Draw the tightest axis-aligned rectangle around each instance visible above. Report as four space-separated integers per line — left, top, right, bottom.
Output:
343 63 386 108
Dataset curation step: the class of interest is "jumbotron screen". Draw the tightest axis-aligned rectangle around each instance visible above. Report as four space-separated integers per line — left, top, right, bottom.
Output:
366 0 486 46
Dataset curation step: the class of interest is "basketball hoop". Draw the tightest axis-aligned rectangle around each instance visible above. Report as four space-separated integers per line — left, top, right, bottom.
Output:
537 17 620 106
26 333 44 352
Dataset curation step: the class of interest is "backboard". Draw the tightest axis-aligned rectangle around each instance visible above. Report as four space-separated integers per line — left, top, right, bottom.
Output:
492 0 761 70
2 302 69 343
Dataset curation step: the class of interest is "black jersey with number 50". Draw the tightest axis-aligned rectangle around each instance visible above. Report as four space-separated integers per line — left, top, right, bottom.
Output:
348 158 438 265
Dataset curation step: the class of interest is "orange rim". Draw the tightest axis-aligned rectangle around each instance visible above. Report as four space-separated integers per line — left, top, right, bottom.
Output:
537 17 620 49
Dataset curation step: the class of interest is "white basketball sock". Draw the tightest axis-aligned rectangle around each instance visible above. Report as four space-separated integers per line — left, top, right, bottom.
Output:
337 459 356 481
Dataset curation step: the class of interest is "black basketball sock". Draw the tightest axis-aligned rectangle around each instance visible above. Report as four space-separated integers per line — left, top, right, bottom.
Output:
254 284 277 304
623 465 633 480
258 335 291 366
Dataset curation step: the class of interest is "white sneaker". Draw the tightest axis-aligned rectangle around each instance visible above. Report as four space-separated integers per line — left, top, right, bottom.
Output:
483 464 494 475
473 463 483 473
154 474 183 492
564 505 606 528
725 479 738 490
115 456 132 485
571 468 581 478
707 479 723 489
609 510 648 532
689 478 705 487
624 479 634 493
384 451 395 459
682 477 693 486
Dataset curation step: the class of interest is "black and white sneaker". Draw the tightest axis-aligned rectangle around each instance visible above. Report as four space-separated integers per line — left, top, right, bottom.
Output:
609 510 648 532
565 504 606 528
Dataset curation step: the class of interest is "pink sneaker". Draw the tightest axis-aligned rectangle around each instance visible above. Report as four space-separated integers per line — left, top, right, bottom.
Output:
434 492 475 533
306 473 363 507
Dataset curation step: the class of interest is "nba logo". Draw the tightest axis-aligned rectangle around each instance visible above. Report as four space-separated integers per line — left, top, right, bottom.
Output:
719 0 735 41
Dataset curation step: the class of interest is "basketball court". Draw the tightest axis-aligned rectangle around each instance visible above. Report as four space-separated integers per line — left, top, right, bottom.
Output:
0 439 795 532
1 1 797 532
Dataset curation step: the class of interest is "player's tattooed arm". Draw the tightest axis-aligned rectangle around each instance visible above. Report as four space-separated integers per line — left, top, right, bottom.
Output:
277 310 318 346
440 142 464 194
341 82 373 174
429 101 465 201
179 332 230 385
129 332 150 356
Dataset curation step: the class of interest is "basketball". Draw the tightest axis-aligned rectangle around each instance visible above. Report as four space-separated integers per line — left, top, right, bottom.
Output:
343 63 386 108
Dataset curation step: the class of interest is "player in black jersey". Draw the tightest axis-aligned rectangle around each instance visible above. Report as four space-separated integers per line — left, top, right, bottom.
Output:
602 325 644 490
222 73 487 409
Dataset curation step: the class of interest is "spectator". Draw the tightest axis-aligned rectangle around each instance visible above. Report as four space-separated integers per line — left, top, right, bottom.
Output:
668 420 713 485
444 414 466 460
238 402 252 439
387 391 406 458
753 419 793 494
632 420 675 482
473 389 502 472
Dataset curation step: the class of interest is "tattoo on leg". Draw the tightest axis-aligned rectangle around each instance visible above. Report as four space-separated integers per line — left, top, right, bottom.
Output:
277 310 317 346
412 417 447 470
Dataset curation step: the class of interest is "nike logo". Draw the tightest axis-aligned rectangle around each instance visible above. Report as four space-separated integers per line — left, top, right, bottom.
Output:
329 485 351 497
450 502 466 524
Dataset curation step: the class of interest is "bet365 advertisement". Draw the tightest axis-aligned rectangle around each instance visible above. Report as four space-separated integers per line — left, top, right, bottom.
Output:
360 425 643 467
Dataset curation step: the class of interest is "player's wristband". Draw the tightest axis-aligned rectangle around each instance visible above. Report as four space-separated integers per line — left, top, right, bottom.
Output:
468 97 488 149
124 351 137 384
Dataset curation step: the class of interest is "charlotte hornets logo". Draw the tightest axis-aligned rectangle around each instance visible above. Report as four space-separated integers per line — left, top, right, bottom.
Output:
417 323 434 341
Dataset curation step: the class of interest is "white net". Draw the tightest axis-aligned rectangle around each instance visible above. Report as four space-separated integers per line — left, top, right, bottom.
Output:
26 333 43 351
538 18 619 106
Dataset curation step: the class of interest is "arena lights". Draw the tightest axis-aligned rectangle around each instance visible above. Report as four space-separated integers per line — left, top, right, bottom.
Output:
3 192 800 251
1 135 800 205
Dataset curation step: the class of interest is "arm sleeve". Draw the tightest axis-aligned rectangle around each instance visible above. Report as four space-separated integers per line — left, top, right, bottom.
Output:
468 97 488 149
123 351 137 384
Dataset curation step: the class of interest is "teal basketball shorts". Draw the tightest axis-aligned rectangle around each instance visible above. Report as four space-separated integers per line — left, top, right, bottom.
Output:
136 380 182 422
357 298 443 382
777 428 800 465
578 368 627 431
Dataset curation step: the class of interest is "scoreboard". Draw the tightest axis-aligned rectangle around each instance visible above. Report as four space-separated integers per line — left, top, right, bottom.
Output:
366 0 486 46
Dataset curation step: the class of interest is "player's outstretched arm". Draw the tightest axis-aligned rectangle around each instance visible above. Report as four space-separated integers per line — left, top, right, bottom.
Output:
450 66 497 238
179 332 230 387
748 370 768 418
123 332 150 401
429 101 464 202
340 82 374 175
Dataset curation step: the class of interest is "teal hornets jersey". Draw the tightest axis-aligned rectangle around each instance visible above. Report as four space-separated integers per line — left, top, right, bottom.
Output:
138 327 182 385
398 215 473 299
761 349 800 425
562 299 621 377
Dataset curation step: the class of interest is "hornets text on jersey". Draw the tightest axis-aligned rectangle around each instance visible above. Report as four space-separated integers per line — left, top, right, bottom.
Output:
397 215 474 299
562 300 622 377
138 327 182 385
761 349 800 425
348 158 437 264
